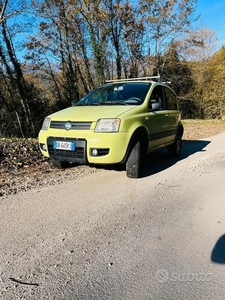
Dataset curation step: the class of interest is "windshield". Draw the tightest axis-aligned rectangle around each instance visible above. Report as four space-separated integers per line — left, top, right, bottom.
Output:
76 82 151 106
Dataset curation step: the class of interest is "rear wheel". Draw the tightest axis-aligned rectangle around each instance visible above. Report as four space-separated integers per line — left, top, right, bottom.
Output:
126 141 142 178
167 133 182 158
51 159 70 169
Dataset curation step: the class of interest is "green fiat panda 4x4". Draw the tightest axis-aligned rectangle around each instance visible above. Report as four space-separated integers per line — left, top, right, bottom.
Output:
39 77 183 178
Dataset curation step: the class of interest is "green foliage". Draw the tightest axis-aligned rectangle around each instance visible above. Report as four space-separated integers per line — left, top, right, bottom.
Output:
187 46 225 119
158 43 194 95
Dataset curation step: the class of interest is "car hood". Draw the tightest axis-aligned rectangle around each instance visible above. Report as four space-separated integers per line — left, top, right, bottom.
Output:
49 105 136 121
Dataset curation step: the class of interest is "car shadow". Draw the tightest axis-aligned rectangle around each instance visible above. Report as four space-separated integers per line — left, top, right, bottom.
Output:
100 139 211 177
139 139 211 178
211 234 225 264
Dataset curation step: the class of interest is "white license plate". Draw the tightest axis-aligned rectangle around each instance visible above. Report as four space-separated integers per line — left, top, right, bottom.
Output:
53 141 75 151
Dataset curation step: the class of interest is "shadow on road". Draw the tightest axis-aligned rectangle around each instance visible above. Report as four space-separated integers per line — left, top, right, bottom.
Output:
139 139 211 178
211 235 225 264
102 139 211 177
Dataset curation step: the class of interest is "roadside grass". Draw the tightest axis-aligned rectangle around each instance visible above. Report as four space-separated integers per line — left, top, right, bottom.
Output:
182 119 225 140
182 119 225 126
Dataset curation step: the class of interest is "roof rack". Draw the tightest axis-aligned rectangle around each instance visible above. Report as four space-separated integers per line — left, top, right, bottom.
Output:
105 76 160 83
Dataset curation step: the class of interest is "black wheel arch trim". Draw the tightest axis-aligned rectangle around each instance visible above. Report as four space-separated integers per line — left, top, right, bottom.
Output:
172 123 184 145
121 127 149 164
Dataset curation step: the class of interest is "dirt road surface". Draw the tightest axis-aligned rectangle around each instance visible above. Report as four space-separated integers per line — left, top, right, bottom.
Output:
1 132 225 299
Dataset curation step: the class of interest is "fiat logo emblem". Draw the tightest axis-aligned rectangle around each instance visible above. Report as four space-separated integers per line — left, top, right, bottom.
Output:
65 121 72 130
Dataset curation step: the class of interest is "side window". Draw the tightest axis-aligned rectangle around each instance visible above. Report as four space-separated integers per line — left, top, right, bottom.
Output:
164 87 177 110
149 85 165 110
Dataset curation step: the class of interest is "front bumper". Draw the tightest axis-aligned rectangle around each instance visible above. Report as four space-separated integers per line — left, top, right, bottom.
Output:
38 129 131 164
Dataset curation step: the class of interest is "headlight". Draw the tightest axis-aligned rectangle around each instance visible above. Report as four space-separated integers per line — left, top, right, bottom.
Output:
95 118 120 132
42 117 51 130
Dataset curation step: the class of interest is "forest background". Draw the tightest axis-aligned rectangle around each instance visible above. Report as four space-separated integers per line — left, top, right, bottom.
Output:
0 0 225 138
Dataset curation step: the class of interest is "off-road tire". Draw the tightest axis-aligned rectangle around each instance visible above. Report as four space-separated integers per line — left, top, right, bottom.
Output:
167 133 182 158
51 159 70 169
126 141 141 178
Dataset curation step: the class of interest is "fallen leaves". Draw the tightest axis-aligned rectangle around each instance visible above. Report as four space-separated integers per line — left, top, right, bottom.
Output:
0 138 101 197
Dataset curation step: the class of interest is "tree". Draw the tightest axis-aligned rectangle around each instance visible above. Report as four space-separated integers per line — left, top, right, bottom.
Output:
103 0 127 79
177 28 219 118
3 0 222 138
0 0 41 136
203 46 225 118
70 0 109 84
158 43 194 95
138 0 198 73
27 0 81 107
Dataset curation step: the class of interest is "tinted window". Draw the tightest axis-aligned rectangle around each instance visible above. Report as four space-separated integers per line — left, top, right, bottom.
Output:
164 87 177 110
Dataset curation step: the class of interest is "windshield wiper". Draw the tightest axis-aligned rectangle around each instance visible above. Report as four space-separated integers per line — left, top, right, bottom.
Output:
113 101 128 105
100 101 128 105
76 102 100 106
76 101 129 106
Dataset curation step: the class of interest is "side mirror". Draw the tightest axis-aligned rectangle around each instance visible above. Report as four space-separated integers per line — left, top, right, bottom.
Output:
150 101 162 111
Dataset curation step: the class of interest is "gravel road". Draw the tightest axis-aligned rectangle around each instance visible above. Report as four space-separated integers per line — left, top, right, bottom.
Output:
1 132 225 299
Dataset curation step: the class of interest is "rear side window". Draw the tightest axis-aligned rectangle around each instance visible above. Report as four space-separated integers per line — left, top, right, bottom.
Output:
164 87 177 110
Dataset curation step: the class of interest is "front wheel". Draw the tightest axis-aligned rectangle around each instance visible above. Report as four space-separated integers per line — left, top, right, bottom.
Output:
167 134 182 158
126 141 142 178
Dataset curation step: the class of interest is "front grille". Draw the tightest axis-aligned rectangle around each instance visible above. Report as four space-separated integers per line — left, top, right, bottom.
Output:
47 137 87 164
50 121 92 130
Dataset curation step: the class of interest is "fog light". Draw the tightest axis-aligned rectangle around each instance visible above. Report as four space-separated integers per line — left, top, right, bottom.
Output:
92 149 98 156
40 143 47 151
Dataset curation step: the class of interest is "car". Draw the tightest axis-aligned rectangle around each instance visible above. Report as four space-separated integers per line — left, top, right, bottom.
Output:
38 76 183 178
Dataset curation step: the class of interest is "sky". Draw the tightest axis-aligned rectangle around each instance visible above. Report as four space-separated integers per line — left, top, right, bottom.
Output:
195 0 225 48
